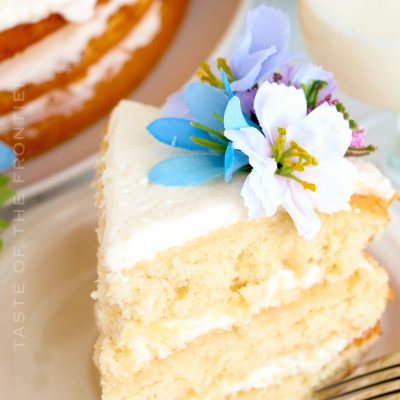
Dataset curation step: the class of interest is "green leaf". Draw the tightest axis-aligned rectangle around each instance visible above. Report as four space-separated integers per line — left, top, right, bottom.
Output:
0 219 9 228
0 186 14 206
0 175 10 187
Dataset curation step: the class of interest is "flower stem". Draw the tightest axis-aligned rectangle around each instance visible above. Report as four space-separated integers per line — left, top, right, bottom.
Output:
191 121 227 142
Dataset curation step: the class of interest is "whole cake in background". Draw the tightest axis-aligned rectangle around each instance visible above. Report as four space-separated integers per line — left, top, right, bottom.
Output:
95 5 397 400
0 0 188 159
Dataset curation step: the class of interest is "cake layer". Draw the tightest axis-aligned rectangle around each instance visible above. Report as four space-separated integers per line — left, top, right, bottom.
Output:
95 258 389 399
0 0 187 159
0 0 152 110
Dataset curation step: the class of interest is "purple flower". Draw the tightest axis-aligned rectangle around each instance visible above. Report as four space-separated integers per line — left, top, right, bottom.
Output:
236 88 257 117
280 63 337 106
230 5 293 92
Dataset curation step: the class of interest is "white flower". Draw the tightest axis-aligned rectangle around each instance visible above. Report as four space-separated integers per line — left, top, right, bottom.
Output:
225 82 356 240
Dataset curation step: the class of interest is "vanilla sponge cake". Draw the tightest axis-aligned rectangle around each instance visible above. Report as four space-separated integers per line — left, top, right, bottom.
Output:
95 101 395 399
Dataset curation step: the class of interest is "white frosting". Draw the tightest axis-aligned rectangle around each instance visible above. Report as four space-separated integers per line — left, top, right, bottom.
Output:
246 264 323 313
0 0 139 91
127 313 235 368
352 158 396 201
0 2 161 134
101 101 247 270
220 336 348 395
163 313 235 345
0 0 97 31
100 102 395 271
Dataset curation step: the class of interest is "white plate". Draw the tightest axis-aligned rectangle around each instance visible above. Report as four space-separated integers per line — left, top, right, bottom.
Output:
12 0 247 200
0 185 399 399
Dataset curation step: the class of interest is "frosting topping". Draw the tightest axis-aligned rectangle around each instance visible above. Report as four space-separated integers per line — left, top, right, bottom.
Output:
100 102 394 271
0 0 97 32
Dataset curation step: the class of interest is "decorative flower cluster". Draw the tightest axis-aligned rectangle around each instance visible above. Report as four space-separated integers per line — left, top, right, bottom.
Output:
146 5 375 239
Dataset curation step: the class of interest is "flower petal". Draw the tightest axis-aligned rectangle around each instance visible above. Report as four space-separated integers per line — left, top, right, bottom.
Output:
280 62 337 104
286 62 334 86
257 51 299 83
183 83 228 131
230 5 293 91
147 118 213 152
230 47 276 92
242 167 286 218
302 158 356 214
283 184 321 240
224 96 249 131
225 126 271 171
224 142 249 182
231 5 290 75
0 142 15 172
230 62 262 93
236 88 257 117
260 169 288 216
254 82 307 141
162 91 192 119
286 102 352 164
241 172 265 219
247 5 290 53
148 154 225 186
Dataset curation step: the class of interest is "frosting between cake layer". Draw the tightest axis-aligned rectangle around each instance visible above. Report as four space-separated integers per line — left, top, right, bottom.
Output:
99 102 395 271
0 0 97 32
0 2 161 133
0 0 139 91
219 336 349 396
118 264 325 370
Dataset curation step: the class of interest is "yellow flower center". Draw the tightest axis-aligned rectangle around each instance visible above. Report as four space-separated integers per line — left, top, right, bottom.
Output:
272 127 318 192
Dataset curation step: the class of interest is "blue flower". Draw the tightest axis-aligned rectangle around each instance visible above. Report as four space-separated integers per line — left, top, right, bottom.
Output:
147 81 249 186
230 5 294 92
0 142 15 173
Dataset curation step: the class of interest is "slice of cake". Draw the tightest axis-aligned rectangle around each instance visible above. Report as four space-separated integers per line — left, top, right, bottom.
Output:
94 100 394 400
94 5 396 399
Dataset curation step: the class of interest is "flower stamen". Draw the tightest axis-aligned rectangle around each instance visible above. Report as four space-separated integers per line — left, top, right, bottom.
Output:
272 127 318 192
196 59 237 89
